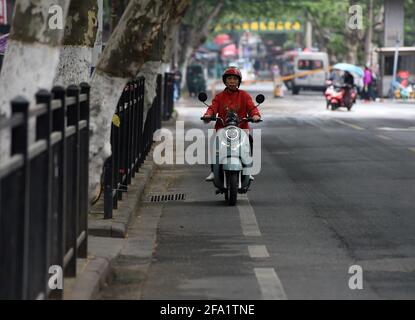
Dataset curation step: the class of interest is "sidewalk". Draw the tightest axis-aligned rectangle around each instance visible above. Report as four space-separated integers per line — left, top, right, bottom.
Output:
63 113 178 300
379 98 415 105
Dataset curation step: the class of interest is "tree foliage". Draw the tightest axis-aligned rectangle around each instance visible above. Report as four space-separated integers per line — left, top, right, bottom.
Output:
404 0 415 46
188 0 414 65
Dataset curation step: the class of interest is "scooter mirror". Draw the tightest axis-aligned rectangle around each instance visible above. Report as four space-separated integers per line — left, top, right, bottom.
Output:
255 94 265 105
198 92 208 102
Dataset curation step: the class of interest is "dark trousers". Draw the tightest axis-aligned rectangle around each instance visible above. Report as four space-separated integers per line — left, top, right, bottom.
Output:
344 87 351 106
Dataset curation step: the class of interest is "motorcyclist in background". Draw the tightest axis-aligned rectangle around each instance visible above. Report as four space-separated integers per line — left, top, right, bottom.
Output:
342 70 355 107
201 67 261 181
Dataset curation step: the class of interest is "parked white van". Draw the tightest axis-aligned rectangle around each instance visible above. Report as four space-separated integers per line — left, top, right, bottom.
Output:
291 51 329 94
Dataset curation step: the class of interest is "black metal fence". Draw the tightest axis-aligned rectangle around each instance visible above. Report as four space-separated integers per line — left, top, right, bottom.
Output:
0 83 90 300
0 72 175 299
103 74 166 219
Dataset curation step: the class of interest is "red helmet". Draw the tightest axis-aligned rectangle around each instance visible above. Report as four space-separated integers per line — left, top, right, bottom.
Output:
222 67 242 86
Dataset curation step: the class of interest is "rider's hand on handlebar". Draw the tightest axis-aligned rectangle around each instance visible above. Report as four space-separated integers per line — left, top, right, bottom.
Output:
202 115 212 123
252 115 261 123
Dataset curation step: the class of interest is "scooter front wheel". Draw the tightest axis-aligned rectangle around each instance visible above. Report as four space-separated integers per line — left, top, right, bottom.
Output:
226 171 238 206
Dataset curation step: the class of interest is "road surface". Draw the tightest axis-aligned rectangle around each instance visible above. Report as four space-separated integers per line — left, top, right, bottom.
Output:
100 84 415 300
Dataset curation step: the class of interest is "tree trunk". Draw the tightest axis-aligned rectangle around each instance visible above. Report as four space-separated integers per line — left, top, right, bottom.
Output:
364 0 373 66
139 28 164 121
0 0 70 162
138 60 163 122
162 0 190 69
88 0 190 199
54 0 99 87
140 2 190 125
110 0 120 32
345 0 366 65
177 2 223 90
346 41 359 64
162 22 180 69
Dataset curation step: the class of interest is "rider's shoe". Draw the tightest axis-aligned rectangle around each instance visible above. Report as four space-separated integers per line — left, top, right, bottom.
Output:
205 172 214 181
249 175 254 181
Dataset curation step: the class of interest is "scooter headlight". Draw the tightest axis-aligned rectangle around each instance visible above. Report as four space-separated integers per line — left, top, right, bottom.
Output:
225 127 239 141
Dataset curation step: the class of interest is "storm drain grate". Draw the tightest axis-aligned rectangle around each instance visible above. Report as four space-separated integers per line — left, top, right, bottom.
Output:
149 193 186 202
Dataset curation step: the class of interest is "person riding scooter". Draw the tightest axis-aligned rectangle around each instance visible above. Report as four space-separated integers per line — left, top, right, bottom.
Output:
342 70 355 107
201 66 261 181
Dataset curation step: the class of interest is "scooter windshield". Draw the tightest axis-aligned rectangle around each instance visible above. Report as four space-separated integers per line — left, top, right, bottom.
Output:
225 110 239 126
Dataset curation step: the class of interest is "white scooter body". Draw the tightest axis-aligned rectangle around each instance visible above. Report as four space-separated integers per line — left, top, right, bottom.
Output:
212 126 252 193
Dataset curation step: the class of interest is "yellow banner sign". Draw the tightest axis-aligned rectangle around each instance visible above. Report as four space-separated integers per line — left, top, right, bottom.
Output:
215 20 302 33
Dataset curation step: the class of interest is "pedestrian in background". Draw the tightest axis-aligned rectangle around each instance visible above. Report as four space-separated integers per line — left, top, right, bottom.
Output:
370 69 378 101
363 65 372 102
173 65 182 102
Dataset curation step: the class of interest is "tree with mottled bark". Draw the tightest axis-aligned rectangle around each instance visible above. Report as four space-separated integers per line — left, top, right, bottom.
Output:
161 0 192 68
88 0 191 199
0 0 70 161
54 0 99 87
138 0 190 125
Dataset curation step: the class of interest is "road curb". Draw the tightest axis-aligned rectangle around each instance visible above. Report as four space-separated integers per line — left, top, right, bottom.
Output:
88 147 156 238
64 257 111 300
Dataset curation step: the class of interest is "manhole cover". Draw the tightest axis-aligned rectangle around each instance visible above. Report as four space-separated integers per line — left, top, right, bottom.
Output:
148 193 186 202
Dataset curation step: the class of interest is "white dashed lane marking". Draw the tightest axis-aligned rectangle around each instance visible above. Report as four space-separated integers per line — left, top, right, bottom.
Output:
377 127 415 131
334 119 364 131
377 134 392 141
248 245 270 258
254 268 287 300
239 195 288 299
237 194 261 237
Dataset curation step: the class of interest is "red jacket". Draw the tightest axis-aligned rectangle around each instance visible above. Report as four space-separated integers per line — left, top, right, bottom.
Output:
204 88 261 130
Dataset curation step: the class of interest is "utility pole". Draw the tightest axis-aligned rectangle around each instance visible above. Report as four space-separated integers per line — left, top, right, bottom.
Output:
384 0 404 47
391 32 401 97
305 19 312 50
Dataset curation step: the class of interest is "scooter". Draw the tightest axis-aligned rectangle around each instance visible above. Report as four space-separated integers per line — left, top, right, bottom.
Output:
327 84 357 111
199 92 264 206
324 80 335 109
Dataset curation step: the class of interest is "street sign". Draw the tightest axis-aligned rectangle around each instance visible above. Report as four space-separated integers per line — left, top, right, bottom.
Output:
0 0 7 25
215 20 302 33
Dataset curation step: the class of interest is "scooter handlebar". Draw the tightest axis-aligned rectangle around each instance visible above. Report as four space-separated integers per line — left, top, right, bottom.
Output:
201 117 262 124
242 118 263 123
200 116 217 121
201 116 226 126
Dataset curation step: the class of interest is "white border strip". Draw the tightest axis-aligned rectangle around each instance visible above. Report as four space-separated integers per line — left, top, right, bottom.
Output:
238 194 261 237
